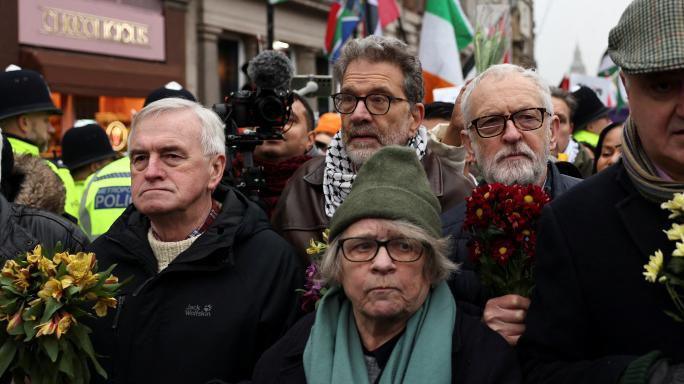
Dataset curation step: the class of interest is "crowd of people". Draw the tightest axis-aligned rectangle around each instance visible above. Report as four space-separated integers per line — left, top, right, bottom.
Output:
0 0 682 382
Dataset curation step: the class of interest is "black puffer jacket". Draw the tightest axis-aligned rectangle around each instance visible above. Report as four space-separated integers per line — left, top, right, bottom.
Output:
87 187 304 384
0 193 88 260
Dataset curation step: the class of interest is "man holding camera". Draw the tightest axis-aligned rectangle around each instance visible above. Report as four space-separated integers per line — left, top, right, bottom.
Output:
251 93 320 217
272 35 473 258
87 98 302 383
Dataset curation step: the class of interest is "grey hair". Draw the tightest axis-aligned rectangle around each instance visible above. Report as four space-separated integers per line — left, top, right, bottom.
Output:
130 98 225 157
461 64 553 126
334 35 424 103
319 219 458 286
550 86 578 115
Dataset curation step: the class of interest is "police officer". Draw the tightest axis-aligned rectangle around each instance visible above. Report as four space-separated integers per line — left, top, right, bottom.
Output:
61 122 119 220
79 81 197 239
0 65 78 218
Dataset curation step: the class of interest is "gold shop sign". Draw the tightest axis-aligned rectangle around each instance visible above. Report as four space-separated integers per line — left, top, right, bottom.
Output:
18 0 165 61
41 7 149 46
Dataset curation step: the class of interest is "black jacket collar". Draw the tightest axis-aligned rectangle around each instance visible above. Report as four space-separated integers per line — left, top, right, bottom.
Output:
101 186 272 274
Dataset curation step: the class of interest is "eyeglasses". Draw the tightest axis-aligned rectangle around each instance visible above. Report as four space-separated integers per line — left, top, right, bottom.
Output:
338 237 425 263
469 107 549 138
331 93 409 115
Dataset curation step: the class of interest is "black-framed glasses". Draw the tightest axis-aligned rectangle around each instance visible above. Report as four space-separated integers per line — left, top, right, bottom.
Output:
331 93 409 115
469 107 549 138
338 237 425 263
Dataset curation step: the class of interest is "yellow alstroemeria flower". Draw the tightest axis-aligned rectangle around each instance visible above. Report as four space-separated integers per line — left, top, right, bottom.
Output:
1 260 19 278
26 245 43 263
104 275 119 285
93 297 117 317
673 242 684 258
643 250 664 283
60 275 74 290
27 253 42 265
661 193 684 219
35 317 58 337
38 257 56 276
665 223 684 242
56 313 76 338
306 239 327 256
37 278 63 301
67 252 96 284
52 251 72 266
13 268 31 292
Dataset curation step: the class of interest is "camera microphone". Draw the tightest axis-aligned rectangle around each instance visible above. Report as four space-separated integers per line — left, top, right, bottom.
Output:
247 50 294 92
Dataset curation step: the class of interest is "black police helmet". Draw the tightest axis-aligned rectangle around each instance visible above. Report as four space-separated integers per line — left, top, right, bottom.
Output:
61 123 117 171
0 66 62 121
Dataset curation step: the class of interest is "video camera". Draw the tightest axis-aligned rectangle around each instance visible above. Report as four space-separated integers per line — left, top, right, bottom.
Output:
212 87 293 142
211 50 296 202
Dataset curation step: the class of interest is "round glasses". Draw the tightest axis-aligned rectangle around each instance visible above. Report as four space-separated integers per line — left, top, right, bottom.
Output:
331 93 409 115
469 107 549 138
338 237 425 263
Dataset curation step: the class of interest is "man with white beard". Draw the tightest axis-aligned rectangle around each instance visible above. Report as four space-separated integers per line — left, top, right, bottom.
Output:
442 64 581 346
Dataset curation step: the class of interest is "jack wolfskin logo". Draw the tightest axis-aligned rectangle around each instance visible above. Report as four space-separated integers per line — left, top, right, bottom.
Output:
185 304 212 317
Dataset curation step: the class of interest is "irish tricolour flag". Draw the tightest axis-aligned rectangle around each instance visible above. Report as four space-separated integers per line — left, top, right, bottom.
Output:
419 0 473 103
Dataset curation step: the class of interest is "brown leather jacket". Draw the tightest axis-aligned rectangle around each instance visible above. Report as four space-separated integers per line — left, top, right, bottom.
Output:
272 150 474 261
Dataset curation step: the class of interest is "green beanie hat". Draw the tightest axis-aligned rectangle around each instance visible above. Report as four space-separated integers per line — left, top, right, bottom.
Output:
328 146 442 240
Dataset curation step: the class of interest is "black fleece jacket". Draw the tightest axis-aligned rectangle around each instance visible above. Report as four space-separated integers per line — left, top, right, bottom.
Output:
87 187 303 384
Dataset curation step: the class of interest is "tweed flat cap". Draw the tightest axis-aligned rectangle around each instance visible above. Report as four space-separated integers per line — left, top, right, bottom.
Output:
608 0 684 74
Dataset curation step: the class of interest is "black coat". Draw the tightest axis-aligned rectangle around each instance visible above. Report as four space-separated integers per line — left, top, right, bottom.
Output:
517 161 684 384
87 187 304 384
440 162 582 305
0 193 88 260
251 309 521 384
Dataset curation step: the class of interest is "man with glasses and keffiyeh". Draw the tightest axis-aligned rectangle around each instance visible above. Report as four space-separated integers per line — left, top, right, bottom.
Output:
272 35 474 262
518 0 684 383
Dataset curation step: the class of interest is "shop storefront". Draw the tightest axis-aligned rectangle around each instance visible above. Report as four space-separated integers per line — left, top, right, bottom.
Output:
0 0 188 155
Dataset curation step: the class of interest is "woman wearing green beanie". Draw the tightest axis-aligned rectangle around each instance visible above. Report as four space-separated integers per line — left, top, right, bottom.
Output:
252 146 520 384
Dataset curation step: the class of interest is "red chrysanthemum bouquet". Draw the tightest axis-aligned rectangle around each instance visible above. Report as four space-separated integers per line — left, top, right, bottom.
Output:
463 183 550 297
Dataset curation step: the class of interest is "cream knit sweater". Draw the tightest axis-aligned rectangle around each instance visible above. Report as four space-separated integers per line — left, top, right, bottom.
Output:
147 229 199 271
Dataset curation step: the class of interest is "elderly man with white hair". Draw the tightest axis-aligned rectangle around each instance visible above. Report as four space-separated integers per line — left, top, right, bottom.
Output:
441 64 581 346
0 130 88 260
87 98 303 383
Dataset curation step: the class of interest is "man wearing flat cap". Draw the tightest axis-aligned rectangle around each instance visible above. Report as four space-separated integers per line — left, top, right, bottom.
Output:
518 0 684 383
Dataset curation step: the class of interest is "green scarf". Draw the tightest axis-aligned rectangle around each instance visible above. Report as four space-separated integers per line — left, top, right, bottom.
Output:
622 118 684 203
303 281 455 384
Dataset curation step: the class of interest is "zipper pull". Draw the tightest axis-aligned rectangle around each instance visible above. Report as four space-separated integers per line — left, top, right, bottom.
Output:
112 295 126 330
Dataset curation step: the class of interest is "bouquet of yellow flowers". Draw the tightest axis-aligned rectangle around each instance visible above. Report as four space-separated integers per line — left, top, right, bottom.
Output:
0 245 123 383
643 193 684 322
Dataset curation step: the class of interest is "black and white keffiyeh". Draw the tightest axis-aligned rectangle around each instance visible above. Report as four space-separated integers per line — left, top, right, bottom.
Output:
323 127 429 217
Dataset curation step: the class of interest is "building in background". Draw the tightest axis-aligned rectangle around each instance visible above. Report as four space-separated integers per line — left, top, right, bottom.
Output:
1 0 535 156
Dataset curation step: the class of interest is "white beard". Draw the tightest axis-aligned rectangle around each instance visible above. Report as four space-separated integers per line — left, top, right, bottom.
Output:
475 139 549 185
